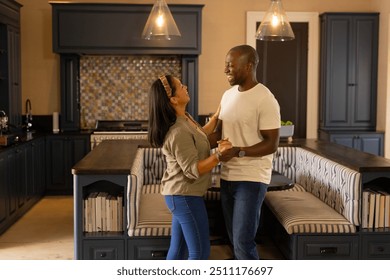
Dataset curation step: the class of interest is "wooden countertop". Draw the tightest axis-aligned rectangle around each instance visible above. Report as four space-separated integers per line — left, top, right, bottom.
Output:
72 139 149 175
285 139 390 173
72 138 390 176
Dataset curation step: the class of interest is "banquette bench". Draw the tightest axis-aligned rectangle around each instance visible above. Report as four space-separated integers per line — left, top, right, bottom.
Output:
266 146 361 259
126 144 362 260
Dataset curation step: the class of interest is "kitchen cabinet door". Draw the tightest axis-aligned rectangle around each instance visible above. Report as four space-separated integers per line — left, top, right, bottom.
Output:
0 137 46 235
319 13 379 130
329 132 383 156
0 0 22 127
46 134 90 195
24 138 46 199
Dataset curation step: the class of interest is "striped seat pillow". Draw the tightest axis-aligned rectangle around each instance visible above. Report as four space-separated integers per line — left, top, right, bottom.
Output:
265 191 356 234
128 183 172 237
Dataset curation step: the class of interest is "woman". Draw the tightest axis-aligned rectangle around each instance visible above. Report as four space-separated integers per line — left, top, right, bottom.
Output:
148 75 231 260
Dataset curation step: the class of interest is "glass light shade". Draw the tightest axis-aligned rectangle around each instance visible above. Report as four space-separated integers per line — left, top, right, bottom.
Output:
256 0 295 41
142 0 181 40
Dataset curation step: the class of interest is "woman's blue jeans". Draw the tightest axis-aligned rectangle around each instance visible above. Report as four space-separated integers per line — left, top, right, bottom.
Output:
164 195 210 260
220 179 268 260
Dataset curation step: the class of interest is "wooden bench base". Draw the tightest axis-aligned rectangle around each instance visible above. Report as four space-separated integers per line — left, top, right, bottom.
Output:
263 204 359 259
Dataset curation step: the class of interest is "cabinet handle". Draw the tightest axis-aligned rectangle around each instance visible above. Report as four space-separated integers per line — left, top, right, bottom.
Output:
320 247 337 255
377 246 385 252
151 250 167 258
99 252 107 258
348 83 356 86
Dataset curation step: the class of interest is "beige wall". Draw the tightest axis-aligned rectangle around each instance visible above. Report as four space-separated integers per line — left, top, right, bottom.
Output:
19 0 390 156
372 0 390 157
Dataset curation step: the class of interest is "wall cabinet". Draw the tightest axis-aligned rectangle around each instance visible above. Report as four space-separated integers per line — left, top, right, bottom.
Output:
0 0 22 127
51 3 203 55
319 131 384 156
319 13 379 131
0 137 46 235
46 134 90 195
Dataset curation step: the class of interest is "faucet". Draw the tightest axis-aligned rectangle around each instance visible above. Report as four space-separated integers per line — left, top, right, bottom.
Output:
25 99 32 131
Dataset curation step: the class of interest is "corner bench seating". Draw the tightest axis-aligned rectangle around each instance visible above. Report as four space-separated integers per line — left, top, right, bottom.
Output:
266 147 361 259
126 146 362 259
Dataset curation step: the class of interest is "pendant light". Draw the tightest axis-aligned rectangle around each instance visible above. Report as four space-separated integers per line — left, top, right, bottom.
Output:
256 0 295 41
142 0 181 40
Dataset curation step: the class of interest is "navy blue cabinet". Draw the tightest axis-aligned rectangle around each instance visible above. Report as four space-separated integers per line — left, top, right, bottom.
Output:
318 13 383 155
320 131 384 156
46 134 90 195
0 0 22 127
319 13 379 130
0 137 46 235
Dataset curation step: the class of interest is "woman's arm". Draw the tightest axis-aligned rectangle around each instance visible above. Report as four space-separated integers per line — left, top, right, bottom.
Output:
202 104 221 135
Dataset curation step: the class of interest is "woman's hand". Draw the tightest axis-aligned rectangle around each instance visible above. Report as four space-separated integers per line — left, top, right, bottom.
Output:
217 138 232 153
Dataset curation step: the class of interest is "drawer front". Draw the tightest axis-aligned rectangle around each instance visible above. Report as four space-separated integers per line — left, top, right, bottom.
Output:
361 234 390 259
128 238 170 260
297 235 359 259
83 239 125 260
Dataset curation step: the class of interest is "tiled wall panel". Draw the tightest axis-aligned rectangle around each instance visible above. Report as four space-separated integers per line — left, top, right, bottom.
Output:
79 55 181 129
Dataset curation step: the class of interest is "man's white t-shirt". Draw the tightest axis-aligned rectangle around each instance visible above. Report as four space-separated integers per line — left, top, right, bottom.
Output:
219 83 281 184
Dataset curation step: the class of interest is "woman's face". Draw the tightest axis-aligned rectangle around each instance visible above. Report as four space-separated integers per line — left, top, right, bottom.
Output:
172 77 190 104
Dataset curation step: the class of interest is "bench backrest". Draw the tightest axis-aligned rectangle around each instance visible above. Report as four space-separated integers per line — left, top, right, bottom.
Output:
273 147 361 226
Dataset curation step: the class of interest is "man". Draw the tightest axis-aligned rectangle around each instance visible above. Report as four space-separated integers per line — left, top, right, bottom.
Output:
213 44 281 260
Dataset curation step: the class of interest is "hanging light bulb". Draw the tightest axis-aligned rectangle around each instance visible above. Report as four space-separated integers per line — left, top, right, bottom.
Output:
142 0 181 40
256 0 295 41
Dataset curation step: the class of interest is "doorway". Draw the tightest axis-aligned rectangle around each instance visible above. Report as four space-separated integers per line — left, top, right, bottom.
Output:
246 12 320 139
256 23 308 138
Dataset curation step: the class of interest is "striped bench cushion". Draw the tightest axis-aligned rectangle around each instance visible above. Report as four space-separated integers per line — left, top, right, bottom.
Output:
265 191 356 234
127 147 222 237
128 183 171 237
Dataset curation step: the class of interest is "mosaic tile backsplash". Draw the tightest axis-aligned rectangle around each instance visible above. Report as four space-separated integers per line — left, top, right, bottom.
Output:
79 55 182 129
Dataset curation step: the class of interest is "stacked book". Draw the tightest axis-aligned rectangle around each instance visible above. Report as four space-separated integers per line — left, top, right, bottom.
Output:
83 192 124 232
361 188 390 229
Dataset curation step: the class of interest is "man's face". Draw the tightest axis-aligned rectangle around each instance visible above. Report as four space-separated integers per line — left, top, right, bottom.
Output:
224 50 247 86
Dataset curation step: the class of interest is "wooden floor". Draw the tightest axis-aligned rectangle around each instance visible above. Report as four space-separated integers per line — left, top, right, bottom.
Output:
0 196 285 260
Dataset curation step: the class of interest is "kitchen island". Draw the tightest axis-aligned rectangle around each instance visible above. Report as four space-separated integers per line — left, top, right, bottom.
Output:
72 139 149 259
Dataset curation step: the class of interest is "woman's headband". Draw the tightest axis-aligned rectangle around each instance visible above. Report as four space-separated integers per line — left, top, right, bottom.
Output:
159 75 173 98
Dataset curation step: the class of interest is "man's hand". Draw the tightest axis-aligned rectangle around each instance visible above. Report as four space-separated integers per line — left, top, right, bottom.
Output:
218 146 239 162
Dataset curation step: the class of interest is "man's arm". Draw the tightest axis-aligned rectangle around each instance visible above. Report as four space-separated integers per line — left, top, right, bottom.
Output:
218 128 280 161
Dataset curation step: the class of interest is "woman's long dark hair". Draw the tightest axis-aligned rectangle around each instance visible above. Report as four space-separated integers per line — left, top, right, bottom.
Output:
148 75 177 147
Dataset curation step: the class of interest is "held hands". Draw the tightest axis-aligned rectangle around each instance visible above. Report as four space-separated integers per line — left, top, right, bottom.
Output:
217 138 235 162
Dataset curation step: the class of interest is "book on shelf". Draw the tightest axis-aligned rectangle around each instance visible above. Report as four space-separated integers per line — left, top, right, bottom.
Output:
88 192 99 232
118 194 123 231
361 190 370 228
385 192 390 228
366 189 376 229
374 190 381 228
111 196 118 232
105 194 112 232
377 190 387 228
96 192 109 232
